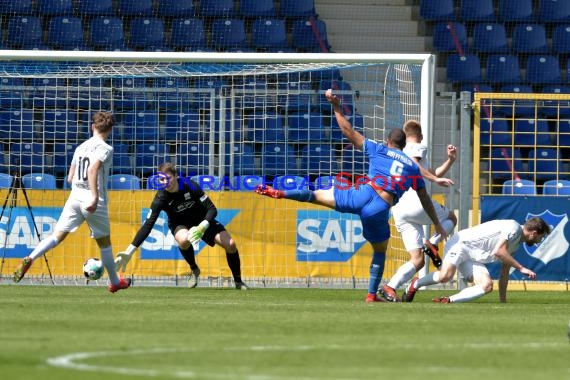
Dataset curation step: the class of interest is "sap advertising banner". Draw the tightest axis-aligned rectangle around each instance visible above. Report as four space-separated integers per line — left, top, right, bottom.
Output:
481 196 570 281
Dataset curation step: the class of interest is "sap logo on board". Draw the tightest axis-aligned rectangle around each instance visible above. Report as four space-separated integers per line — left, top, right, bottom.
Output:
524 210 569 265
296 210 366 262
0 207 60 258
140 209 240 260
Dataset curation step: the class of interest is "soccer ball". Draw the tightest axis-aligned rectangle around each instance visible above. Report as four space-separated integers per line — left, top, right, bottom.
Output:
83 258 105 280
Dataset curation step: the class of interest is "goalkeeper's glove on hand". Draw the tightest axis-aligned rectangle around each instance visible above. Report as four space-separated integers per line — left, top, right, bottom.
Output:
115 244 137 272
188 220 209 246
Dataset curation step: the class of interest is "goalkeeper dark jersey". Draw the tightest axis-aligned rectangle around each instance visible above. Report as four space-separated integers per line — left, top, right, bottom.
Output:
131 179 217 247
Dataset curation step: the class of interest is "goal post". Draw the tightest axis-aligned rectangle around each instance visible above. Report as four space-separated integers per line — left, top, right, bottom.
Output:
0 50 436 287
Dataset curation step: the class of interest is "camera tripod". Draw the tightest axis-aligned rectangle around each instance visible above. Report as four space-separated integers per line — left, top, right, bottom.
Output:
0 174 54 284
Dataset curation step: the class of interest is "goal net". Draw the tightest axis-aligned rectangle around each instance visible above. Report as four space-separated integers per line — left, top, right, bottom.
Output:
0 51 435 288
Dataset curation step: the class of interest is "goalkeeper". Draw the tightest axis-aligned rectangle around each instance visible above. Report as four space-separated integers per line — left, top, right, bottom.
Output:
114 162 249 290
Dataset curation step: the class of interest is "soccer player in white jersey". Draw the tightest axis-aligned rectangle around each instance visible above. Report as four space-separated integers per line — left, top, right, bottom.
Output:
382 120 457 302
404 217 549 303
13 112 131 293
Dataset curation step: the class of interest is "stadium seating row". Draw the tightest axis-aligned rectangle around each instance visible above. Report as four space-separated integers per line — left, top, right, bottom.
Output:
502 179 570 195
1 15 329 52
485 147 570 181
421 0 570 23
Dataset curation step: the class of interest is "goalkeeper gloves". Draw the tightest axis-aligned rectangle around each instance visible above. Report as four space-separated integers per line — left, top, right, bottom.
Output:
188 220 209 246
114 244 137 272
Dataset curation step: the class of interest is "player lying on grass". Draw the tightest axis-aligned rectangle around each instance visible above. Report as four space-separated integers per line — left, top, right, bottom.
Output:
13 112 130 293
114 162 249 290
403 217 549 303
382 120 457 302
255 88 447 303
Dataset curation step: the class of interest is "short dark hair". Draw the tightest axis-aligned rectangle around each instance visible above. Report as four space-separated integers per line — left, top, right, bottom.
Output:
524 217 551 235
158 162 176 176
386 128 406 149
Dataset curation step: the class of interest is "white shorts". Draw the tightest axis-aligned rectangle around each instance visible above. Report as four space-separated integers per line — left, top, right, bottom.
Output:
443 234 490 282
392 192 451 251
55 197 110 239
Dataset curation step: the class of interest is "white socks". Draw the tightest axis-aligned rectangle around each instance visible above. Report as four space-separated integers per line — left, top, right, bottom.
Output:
387 261 417 290
449 285 487 303
29 235 59 261
100 246 119 285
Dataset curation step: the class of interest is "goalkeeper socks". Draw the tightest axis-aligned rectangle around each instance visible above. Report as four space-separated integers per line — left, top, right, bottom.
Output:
100 246 119 284
284 190 315 202
367 251 386 294
179 247 199 271
29 235 59 261
226 250 242 283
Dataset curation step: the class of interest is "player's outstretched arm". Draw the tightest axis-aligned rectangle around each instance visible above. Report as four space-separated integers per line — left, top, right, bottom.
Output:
326 89 364 150
434 144 457 178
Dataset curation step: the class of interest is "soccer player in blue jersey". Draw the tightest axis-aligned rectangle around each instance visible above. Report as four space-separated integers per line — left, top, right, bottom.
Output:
255 89 447 302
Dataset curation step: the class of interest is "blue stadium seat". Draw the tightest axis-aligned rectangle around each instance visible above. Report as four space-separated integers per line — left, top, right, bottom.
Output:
262 143 297 177
460 0 496 22
288 112 326 142
526 55 561 85
541 86 570 117
212 19 247 49
300 144 337 175
241 0 276 17
200 0 235 17
42 110 80 141
489 148 524 180
112 143 132 174
472 23 508 53
542 180 570 195
153 77 192 111
47 16 85 50
433 22 467 53
89 17 125 51
7 16 43 48
292 19 330 52
129 18 165 50
318 80 353 112
528 148 561 180
0 109 35 141
112 77 150 111
277 81 313 112
236 78 270 110
170 18 207 50
513 119 551 146
0 0 34 14
252 19 288 49
77 0 114 15
68 77 112 110
499 0 534 22
446 54 482 83
52 143 76 175
29 77 68 108
279 0 316 18
9 143 45 175
135 144 171 174
486 55 521 84
108 174 141 190
538 0 570 23
118 0 154 17
0 173 13 189
157 0 194 17
502 179 536 195
163 111 201 141
558 119 570 146
37 0 73 15
224 143 256 176
22 173 57 189
512 24 548 54
248 113 285 142
419 0 455 21
0 78 25 109
553 25 570 54
479 119 511 146
176 143 210 175
192 77 225 110
497 84 535 117
272 175 311 191
330 113 364 141
122 111 160 141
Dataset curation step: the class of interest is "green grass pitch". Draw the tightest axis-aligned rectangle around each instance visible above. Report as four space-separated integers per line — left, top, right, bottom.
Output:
0 285 568 380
